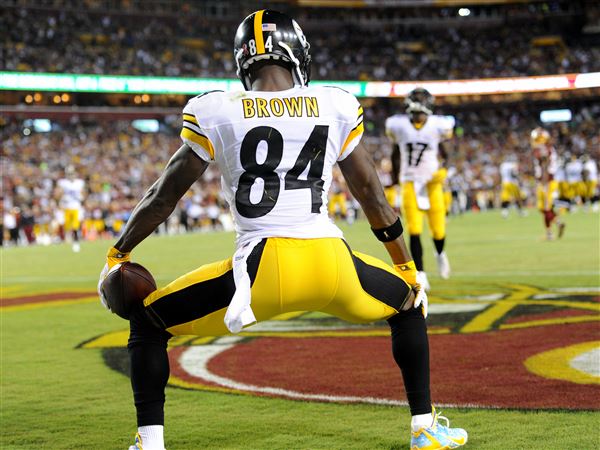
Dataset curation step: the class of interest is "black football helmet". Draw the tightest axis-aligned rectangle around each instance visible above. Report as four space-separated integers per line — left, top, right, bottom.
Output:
234 10 311 90
404 87 435 115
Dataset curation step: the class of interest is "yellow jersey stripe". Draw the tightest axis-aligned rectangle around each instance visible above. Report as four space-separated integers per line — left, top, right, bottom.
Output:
182 113 198 125
357 106 363 117
340 120 364 156
253 9 266 54
181 127 215 159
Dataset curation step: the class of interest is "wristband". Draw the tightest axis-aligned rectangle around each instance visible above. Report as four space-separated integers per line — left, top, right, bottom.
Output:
394 260 416 274
394 260 417 286
371 217 403 242
106 246 131 269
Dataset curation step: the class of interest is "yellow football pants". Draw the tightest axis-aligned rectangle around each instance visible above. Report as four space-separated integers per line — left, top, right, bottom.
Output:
584 181 597 200
63 209 81 231
143 238 411 337
384 186 398 209
401 181 446 239
500 182 522 203
568 181 586 199
537 180 559 211
328 193 347 217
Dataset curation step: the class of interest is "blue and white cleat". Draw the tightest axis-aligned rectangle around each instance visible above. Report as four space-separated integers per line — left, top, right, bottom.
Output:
128 432 143 450
411 409 468 450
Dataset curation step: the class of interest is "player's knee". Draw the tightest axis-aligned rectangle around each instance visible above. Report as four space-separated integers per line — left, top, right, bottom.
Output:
387 306 425 327
128 302 171 348
432 229 445 240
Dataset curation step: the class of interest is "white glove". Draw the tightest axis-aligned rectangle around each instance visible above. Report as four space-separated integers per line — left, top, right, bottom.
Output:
98 247 131 310
97 262 123 310
412 284 429 318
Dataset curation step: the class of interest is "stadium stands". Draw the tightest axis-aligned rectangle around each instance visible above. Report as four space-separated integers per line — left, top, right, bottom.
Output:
2 1 599 80
1 0 598 246
2 99 597 245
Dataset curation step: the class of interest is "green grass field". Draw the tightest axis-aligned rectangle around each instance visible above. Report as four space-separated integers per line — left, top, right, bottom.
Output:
2 210 599 449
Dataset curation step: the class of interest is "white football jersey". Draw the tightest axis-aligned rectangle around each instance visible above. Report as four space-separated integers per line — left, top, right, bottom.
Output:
583 159 598 182
499 161 518 184
533 144 559 179
565 159 583 183
385 114 453 183
57 178 85 209
181 86 364 246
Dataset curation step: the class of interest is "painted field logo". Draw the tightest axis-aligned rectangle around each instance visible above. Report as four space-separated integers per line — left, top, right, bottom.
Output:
79 285 600 410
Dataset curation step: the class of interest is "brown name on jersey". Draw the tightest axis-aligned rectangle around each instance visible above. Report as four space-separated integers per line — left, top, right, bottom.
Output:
242 97 319 119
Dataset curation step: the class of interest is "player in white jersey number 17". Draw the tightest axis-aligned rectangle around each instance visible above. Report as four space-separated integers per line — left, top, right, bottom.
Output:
385 88 454 290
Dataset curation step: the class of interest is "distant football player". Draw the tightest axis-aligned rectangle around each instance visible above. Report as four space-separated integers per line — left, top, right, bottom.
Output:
499 153 526 218
385 88 454 290
581 154 599 211
554 152 570 210
328 167 348 220
378 157 401 213
57 165 85 252
531 127 565 240
97 10 467 450
565 152 584 208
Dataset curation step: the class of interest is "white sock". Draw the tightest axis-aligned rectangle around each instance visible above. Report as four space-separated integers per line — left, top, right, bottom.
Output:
138 425 165 450
411 413 434 432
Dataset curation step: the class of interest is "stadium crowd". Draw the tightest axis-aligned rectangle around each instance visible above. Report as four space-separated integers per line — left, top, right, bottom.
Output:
2 101 598 247
2 3 599 80
2 1 599 246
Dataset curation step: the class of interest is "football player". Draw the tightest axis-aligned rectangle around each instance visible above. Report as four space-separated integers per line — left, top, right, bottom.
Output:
97 10 466 450
385 88 454 290
582 154 599 211
328 167 349 220
499 153 526 218
565 152 584 209
531 127 565 240
56 165 85 252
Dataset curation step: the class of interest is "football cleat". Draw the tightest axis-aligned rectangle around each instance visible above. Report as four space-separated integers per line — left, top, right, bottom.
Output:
417 271 430 291
411 409 468 450
128 433 143 450
436 252 451 279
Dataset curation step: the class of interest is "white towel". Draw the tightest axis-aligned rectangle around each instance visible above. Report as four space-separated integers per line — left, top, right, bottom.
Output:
224 238 262 333
414 180 430 210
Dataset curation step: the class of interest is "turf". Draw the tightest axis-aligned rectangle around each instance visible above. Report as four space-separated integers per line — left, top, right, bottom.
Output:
1 210 599 449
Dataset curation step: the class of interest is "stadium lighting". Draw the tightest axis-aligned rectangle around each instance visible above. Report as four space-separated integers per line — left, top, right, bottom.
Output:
1 71 599 98
24 119 52 132
132 119 160 133
540 109 572 123
458 8 470 17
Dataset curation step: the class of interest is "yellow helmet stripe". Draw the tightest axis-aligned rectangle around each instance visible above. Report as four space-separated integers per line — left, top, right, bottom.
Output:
253 10 266 54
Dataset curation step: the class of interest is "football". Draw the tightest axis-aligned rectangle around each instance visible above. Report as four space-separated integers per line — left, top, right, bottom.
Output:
100 262 157 320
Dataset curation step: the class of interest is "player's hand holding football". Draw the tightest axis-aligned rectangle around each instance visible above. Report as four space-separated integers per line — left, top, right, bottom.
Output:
394 261 429 318
98 247 131 309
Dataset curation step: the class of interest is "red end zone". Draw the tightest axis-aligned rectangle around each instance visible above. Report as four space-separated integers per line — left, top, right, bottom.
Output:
170 322 600 410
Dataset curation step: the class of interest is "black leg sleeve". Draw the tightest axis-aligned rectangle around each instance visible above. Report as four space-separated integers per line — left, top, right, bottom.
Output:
433 237 445 255
409 235 424 271
128 303 172 426
387 308 431 415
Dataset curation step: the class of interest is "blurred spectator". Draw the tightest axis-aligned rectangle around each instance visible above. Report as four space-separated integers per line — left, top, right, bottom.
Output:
1 3 599 80
2 101 597 246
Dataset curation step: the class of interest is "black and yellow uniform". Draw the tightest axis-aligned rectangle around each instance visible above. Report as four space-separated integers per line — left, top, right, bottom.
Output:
144 238 411 336
401 175 447 240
